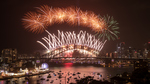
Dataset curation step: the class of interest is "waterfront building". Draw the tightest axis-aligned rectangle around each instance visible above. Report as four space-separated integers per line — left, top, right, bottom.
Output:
148 51 150 59
116 42 125 58
133 50 137 58
18 54 28 59
126 47 134 58
109 53 112 58
113 51 118 58
134 59 148 70
34 52 40 59
106 53 108 58
148 42 150 50
0 55 2 62
143 48 148 58
18 54 36 59
144 42 150 50
16 60 23 67
1 48 17 63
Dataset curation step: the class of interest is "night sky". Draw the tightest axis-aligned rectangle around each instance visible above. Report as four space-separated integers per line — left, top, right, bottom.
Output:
1 0 150 54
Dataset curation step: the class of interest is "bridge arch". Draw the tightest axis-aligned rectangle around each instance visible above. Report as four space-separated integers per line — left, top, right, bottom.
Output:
38 30 106 58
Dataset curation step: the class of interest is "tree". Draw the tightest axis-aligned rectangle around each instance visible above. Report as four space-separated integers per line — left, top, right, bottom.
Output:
131 68 150 84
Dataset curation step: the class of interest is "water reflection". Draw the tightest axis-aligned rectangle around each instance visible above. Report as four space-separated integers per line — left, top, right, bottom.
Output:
0 65 133 84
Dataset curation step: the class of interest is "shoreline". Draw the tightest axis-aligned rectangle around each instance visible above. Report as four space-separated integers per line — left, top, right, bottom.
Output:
0 63 133 81
0 70 53 80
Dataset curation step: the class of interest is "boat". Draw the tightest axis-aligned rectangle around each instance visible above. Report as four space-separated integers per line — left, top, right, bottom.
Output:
97 73 100 75
73 73 76 76
39 75 41 78
77 72 81 74
74 77 77 79
46 79 49 81
47 74 51 78
58 75 62 79
53 73 56 76
50 80 54 83
40 78 45 80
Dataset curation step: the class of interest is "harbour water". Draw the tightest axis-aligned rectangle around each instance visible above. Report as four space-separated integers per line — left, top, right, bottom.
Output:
0 63 134 84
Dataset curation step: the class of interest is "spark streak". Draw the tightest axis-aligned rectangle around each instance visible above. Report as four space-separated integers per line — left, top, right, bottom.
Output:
22 5 105 33
37 30 107 51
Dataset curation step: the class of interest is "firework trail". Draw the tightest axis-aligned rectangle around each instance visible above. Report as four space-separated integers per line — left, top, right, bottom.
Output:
22 5 119 53
37 30 106 52
22 5 106 33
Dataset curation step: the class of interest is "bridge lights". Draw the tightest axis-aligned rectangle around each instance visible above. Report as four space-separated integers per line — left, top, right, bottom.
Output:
47 50 50 53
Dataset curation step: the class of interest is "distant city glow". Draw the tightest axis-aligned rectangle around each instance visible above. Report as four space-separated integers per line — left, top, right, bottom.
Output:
37 30 107 52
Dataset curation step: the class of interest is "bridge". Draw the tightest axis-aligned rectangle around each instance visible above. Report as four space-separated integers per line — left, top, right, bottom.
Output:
37 30 106 58
17 42 150 64
18 52 150 65
17 30 150 64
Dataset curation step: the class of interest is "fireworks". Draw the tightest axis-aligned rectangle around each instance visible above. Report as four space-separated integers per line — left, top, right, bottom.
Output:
37 30 106 51
22 12 45 33
96 15 119 41
22 5 120 53
22 5 106 33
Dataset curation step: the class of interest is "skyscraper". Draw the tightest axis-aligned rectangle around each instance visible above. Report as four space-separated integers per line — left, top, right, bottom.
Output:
1 48 17 63
117 42 125 58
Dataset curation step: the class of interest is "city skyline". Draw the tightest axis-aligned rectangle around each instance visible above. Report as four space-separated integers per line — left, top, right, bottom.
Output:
1 0 150 54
